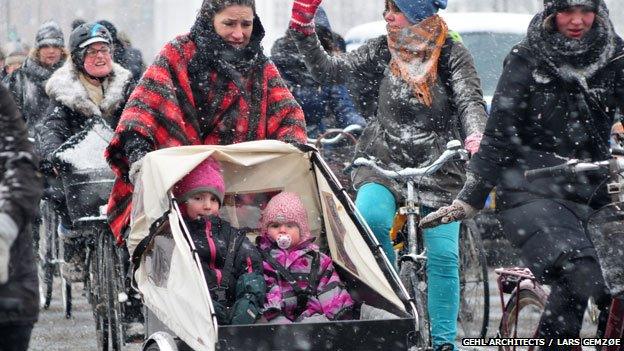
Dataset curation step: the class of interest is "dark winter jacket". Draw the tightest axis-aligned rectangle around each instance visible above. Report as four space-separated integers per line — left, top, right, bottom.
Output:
271 34 365 137
0 84 43 326
105 10 306 242
3 55 66 141
293 30 487 207
458 8 624 211
115 45 145 83
38 60 134 168
186 215 265 324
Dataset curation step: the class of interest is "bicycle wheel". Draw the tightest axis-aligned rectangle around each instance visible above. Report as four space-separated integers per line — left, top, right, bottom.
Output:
94 228 110 351
102 228 124 351
399 260 430 349
458 219 489 339
499 289 545 351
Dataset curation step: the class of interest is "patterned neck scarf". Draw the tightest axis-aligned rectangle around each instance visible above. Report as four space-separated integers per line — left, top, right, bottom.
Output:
387 15 448 107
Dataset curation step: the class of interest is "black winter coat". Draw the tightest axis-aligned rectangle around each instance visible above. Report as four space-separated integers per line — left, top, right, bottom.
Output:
461 42 624 210
186 216 263 304
3 56 65 141
0 84 43 325
37 61 134 166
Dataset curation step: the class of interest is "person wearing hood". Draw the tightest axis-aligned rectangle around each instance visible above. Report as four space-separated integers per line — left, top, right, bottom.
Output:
97 20 145 82
105 0 307 244
1 46 28 81
4 21 67 141
0 84 43 351
289 0 487 349
257 192 354 324
271 7 365 138
422 0 624 343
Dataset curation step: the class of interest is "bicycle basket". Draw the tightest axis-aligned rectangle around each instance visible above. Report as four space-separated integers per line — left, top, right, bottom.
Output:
587 204 624 297
61 167 115 223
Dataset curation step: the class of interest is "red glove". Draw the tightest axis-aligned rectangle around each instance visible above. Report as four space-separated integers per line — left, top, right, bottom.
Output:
290 0 323 36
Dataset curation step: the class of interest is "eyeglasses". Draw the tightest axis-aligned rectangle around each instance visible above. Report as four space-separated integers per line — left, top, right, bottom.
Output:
85 46 111 58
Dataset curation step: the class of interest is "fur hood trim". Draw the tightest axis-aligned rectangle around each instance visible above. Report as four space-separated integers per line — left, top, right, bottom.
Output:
46 60 132 119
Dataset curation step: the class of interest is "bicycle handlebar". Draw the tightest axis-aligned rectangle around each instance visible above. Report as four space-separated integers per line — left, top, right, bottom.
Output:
350 140 468 180
307 124 364 145
524 159 624 182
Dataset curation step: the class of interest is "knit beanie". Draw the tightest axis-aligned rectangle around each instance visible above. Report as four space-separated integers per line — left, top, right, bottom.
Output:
261 192 311 248
543 0 599 16
4 49 27 66
173 157 225 205
35 21 64 49
393 0 448 24
314 7 331 31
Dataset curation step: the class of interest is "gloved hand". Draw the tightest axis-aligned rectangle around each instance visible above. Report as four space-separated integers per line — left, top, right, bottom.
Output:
230 295 261 325
290 0 323 35
464 132 483 155
419 200 477 229
0 213 19 285
128 158 144 186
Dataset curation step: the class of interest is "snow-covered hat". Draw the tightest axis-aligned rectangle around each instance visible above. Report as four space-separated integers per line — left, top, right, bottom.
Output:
393 0 448 24
544 0 599 15
35 21 65 49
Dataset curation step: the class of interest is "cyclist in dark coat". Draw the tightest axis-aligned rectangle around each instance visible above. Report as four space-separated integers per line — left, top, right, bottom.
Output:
422 0 624 344
0 84 43 351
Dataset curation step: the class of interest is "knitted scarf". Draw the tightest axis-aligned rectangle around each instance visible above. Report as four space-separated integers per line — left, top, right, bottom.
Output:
387 14 448 107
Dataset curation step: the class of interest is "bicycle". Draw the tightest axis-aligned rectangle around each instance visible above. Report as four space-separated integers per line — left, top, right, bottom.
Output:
308 124 363 197
495 157 624 349
351 140 490 347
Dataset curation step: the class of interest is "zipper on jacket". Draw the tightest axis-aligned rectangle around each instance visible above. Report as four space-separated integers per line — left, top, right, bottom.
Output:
204 220 222 285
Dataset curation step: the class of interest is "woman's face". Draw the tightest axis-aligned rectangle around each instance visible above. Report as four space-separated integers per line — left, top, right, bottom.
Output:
185 192 220 219
83 42 113 78
384 1 412 29
38 46 63 67
555 6 596 40
213 5 254 49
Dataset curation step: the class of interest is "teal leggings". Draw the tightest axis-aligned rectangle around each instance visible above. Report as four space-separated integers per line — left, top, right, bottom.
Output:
355 183 459 349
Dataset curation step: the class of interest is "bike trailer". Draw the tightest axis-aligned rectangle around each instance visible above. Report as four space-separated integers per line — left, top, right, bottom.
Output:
128 141 420 351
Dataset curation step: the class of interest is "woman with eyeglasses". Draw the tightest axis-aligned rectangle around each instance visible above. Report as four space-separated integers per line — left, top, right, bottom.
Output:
37 22 134 241
289 0 487 350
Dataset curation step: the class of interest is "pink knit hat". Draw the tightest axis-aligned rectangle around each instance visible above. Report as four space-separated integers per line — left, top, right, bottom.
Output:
261 192 311 243
173 157 225 205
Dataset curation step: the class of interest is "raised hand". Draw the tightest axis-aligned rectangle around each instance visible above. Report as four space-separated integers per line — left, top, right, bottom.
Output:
290 0 324 35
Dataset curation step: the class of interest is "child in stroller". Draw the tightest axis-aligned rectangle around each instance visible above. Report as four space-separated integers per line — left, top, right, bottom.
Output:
257 192 354 323
173 157 266 325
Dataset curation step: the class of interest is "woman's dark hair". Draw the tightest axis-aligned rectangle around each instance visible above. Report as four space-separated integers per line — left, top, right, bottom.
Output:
317 26 335 52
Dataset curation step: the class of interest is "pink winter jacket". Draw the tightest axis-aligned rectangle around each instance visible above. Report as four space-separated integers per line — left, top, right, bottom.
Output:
257 235 354 322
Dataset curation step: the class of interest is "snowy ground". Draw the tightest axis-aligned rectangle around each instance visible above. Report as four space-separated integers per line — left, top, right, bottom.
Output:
29 269 599 351
29 280 141 351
